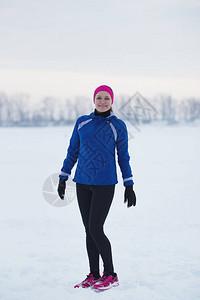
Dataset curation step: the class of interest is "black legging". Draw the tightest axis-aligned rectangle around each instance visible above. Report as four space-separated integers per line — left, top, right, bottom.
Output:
76 183 115 275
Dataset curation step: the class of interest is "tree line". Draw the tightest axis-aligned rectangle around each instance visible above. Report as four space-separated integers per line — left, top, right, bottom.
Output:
0 91 200 127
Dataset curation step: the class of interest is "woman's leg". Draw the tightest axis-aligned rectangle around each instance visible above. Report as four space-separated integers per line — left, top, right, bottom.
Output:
76 183 100 276
89 184 115 275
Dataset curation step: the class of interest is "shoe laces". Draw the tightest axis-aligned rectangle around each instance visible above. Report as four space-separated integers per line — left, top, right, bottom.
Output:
83 274 93 282
100 275 109 282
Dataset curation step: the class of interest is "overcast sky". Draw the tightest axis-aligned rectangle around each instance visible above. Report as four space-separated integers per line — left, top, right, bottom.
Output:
0 0 200 100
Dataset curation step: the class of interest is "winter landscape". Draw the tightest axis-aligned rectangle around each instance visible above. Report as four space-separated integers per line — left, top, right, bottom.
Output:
1 0 200 299
0 122 200 300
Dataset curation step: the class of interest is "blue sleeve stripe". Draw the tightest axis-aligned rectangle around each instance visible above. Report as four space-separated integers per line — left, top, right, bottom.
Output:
109 122 117 141
60 171 70 177
123 177 133 183
78 119 92 130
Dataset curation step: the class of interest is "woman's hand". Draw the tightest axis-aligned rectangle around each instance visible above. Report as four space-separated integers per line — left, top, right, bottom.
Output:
57 178 67 200
124 185 136 207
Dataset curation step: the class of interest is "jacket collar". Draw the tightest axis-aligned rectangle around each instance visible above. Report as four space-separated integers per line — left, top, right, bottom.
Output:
89 111 116 120
94 108 111 117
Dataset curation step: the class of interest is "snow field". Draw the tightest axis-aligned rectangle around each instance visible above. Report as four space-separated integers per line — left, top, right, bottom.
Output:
0 124 199 300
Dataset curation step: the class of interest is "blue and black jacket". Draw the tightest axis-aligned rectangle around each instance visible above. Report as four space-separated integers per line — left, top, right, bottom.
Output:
59 111 134 187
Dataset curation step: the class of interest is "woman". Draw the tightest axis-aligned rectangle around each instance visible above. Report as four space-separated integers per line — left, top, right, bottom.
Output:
57 85 136 292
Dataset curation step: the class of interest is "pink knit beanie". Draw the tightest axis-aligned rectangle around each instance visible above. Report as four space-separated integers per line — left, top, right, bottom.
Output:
93 85 114 104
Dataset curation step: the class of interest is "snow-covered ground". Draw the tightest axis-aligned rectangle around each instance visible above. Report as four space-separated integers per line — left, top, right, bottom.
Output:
0 123 200 300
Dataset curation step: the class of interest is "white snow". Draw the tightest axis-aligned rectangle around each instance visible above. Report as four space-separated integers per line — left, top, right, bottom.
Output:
0 123 200 300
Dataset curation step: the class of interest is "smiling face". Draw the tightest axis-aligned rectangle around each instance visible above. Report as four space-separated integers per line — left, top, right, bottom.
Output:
94 91 112 112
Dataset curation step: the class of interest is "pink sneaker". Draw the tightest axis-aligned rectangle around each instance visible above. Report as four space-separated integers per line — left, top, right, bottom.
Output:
74 273 100 288
92 272 119 292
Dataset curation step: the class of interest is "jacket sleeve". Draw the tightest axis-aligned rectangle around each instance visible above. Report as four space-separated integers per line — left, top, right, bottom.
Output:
59 119 80 179
116 120 134 187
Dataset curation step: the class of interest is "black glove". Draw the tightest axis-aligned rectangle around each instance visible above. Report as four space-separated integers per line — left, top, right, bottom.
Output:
57 178 66 200
124 185 136 207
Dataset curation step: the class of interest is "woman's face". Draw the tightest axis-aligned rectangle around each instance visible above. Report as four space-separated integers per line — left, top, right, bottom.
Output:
94 91 112 112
